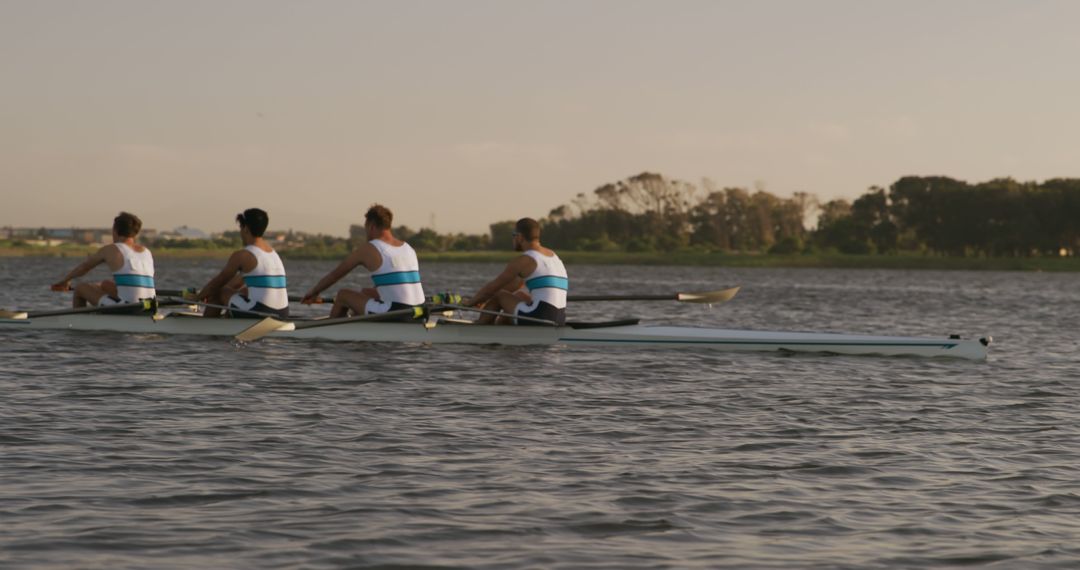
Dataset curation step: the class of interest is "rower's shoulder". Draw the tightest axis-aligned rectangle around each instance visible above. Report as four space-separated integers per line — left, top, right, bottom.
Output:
352 241 379 258
349 241 380 269
370 237 409 250
524 247 557 258
96 242 125 259
231 247 258 261
245 242 278 255
509 252 538 273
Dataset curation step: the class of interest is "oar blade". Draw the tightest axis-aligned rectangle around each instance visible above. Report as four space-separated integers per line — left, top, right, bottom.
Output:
234 317 294 342
0 309 28 319
676 286 740 304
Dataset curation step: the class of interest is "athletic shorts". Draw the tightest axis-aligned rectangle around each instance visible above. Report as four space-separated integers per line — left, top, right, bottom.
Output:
514 300 565 326
364 299 419 321
228 294 289 319
97 295 123 306
97 295 152 314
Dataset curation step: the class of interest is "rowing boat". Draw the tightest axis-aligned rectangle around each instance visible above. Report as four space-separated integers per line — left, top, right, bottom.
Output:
0 310 991 360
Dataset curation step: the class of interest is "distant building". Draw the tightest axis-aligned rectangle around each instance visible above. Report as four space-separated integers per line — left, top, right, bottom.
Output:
46 228 74 239
0 227 154 245
9 228 41 239
157 226 208 241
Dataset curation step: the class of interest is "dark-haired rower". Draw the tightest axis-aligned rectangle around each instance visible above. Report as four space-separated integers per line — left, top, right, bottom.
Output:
301 204 424 318
194 208 289 319
52 212 156 309
465 217 568 326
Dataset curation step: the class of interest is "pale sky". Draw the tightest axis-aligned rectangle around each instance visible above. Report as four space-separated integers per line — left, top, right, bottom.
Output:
2 0 1078 235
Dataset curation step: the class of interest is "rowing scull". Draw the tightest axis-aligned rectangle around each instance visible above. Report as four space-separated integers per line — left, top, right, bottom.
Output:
0 311 991 360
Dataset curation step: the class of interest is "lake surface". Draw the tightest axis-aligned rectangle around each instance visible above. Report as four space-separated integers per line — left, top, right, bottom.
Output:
1 257 1079 569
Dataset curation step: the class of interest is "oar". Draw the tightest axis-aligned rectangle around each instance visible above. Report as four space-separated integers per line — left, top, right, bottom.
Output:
293 292 462 305
290 294 332 304
159 297 286 320
433 303 557 326
285 293 455 305
0 297 157 319
159 296 306 343
36 302 152 318
234 317 294 342
156 288 199 300
295 306 426 330
160 296 297 341
235 305 425 342
158 289 338 305
282 288 740 306
567 286 740 304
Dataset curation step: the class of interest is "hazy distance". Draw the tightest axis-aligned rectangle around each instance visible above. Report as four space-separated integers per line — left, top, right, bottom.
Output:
2 0 1078 235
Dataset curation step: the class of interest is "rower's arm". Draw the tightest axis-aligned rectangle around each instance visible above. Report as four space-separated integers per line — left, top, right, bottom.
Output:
196 250 249 301
52 246 110 290
225 274 245 290
467 256 531 306
302 246 371 302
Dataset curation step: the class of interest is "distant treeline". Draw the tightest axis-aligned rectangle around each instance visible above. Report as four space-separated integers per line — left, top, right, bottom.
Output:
518 173 1080 257
126 173 1080 258
827 176 1080 256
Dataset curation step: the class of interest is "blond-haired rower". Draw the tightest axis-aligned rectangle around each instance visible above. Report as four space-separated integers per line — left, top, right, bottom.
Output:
302 204 425 318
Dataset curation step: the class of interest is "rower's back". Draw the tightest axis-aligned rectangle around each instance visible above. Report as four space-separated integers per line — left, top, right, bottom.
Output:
520 248 568 324
242 244 289 312
112 242 156 302
369 239 425 306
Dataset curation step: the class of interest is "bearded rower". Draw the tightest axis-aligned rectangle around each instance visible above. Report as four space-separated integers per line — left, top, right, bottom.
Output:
301 204 425 318
194 208 289 319
51 212 155 310
466 217 568 326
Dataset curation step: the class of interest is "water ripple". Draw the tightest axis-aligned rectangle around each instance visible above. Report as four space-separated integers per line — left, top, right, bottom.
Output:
2 261 1080 568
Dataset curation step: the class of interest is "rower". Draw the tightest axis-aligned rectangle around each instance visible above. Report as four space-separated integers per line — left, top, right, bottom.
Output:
51 212 155 310
194 208 289 319
301 204 425 318
465 217 567 326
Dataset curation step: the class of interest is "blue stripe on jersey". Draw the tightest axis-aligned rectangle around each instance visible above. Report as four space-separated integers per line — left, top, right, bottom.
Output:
526 275 569 291
114 274 155 288
372 270 422 287
243 275 287 288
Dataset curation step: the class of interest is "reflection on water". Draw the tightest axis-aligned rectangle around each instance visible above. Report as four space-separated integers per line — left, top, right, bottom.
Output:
2 257 1079 568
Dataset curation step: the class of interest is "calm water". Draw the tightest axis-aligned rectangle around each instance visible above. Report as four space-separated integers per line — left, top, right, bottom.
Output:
1 257 1079 569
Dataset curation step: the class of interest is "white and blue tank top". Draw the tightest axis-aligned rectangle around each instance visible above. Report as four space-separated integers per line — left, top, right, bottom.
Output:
241 245 289 310
113 242 156 302
522 249 568 309
369 239 425 306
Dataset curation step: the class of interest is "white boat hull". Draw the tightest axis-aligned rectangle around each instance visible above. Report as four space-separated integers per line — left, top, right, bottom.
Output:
0 313 990 360
562 325 988 359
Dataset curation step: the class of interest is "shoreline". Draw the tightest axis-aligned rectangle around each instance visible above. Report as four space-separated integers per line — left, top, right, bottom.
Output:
4 246 1080 271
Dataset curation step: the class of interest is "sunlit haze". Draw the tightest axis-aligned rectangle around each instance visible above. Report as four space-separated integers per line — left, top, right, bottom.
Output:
2 0 1078 235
